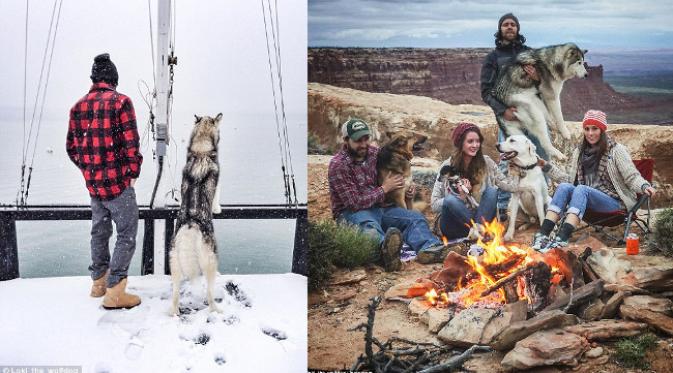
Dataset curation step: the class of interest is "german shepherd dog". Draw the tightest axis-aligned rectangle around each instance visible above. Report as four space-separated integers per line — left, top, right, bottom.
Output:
494 43 588 160
376 132 426 209
169 113 222 315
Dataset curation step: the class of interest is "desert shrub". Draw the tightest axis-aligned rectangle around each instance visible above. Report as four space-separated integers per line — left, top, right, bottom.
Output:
308 219 378 290
613 333 658 369
308 132 330 155
651 208 673 256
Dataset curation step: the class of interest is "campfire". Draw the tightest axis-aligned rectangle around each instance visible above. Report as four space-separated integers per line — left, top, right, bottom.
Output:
363 217 673 371
425 219 570 313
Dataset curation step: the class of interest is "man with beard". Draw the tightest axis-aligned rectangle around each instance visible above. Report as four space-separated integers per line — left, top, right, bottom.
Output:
480 13 542 221
328 118 445 271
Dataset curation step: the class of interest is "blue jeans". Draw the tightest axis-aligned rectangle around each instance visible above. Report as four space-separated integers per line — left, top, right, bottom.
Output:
496 125 550 210
440 187 498 240
340 207 442 253
90 186 139 288
548 183 622 219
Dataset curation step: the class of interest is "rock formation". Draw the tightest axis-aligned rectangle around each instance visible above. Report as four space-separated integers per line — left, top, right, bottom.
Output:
308 48 673 124
308 82 673 209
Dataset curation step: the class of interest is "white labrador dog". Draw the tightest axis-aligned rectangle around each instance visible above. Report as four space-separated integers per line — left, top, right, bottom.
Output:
496 135 551 241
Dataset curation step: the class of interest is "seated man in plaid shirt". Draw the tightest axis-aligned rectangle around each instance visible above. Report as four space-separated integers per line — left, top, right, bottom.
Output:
66 53 143 309
328 118 447 271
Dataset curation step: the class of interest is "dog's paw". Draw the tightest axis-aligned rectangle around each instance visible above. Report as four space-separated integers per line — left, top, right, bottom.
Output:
503 232 514 242
552 150 567 161
559 126 571 140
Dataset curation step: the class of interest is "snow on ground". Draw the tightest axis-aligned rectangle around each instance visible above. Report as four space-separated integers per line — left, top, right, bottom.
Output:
0 274 307 372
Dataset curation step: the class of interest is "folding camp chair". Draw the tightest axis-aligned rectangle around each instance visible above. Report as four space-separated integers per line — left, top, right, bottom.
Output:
555 158 654 245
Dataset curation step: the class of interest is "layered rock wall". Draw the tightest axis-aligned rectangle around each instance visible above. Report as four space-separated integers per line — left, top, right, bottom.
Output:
308 83 673 208
308 48 673 123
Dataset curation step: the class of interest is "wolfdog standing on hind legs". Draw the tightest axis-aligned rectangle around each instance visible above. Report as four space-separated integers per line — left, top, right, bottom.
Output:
169 113 223 316
494 43 588 160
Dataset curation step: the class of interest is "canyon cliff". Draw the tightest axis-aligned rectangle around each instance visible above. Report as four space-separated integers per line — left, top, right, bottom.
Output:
308 48 673 124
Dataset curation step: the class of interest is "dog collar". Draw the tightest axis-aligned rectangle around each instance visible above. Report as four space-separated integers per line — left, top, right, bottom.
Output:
514 162 538 170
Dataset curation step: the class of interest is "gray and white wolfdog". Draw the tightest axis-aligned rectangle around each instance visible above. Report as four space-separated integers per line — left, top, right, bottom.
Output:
170 113 223 315
494 43 588 160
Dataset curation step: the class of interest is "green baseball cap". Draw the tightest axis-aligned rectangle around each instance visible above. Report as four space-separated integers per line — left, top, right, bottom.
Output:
342 118 371 141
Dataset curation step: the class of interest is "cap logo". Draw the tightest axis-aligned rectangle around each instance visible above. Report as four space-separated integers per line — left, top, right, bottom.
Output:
351 121 366 131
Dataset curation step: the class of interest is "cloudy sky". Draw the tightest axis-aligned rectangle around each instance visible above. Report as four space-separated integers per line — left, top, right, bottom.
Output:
309 0 673 50
0 0 307 204
0 0 307 119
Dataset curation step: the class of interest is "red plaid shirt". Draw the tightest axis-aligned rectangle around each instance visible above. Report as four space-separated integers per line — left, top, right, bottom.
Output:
67 82 143 200
328 144 385 218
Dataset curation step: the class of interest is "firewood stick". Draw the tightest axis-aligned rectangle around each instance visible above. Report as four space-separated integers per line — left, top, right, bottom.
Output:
480 264 534 297
581 260 598 282
563 277 575 312
417 345 493 373
542 279 605 312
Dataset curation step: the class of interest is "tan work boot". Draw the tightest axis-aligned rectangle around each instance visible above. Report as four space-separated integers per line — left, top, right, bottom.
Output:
102 278 141 310
90 270 109 298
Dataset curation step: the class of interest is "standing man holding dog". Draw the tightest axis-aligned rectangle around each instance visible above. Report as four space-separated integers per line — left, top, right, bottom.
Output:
67 53 143 309
480 13 542 221
328 118 446 270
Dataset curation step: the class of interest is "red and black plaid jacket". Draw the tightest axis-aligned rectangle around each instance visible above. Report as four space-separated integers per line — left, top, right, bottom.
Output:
67 82 143 200
328 144 385 218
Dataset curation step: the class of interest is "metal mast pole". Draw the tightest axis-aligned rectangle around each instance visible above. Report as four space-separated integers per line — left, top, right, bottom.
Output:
153 0 172 275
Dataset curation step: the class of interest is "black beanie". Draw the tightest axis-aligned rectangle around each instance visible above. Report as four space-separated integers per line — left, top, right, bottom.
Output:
498 13 520 31
90 53 118 86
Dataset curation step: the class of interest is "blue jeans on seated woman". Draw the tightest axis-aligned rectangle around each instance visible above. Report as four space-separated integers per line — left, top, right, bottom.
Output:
440 186 497 240
340 207 442 253
548 183 622 219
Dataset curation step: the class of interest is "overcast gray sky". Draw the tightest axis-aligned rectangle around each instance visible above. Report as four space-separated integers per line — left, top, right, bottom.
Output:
0 0 307 204
0 0 307 119
309 0 673 50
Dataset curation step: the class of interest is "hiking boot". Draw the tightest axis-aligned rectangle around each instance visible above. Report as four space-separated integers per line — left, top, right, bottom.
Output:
90 270 109 298
416 244 450 264
541 236 569 253
380 228 403 272
102 278 141 310
531 232 550 252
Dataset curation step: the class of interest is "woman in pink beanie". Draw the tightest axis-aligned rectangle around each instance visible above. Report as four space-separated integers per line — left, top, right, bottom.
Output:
533 110 656 251
429 122 520 244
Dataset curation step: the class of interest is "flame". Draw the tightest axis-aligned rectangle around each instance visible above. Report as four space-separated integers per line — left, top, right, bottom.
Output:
423 219 562 310
442 236 448 246
424 288 450 307
441 219 542 308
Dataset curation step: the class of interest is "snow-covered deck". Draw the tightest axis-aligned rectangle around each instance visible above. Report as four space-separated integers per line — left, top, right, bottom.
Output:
0 274 307 372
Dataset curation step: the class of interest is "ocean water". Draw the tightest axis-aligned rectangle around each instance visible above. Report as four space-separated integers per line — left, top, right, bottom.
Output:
1 112 307 277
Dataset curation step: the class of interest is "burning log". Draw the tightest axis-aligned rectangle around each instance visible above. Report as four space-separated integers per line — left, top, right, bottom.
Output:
524 261 553 312
580 247 599 282
480 264 535 298
542 279 605 313
482 253 527 279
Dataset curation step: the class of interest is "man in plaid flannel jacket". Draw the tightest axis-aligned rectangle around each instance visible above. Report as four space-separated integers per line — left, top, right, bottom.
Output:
328 119 446 271
67 53 143 309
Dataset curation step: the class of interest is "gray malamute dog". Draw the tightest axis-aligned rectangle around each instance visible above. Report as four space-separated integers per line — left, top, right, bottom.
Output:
170 113 223 315
494 43 588 160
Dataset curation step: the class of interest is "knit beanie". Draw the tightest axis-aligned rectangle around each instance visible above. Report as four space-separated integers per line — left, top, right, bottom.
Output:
90 53 118 86
582 110 608 132
452 122 481 147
